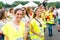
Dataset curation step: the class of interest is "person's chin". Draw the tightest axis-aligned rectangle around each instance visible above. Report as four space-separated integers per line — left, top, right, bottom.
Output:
17 18 20 21
16 17 22 21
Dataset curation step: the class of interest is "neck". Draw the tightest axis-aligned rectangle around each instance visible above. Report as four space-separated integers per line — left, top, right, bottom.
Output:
24 13 26 17
24 14 26 17
35 16 40 19
14 19 20 25
11 13 14 16
2 18 6 22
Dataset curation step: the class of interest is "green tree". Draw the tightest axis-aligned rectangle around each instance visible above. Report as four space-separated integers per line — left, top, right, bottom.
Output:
11 1 29 7
12 1 20 7
0 1 5 9
47 2 60 8
55 2 60 8
5 3 12 8
33 1 40 5
20 1 29 5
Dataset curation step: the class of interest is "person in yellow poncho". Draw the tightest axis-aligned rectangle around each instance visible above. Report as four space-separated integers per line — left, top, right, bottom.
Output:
46 7 55 37
29 7 44 40
38 4 47 32
1 8 28 40
7 8 14 21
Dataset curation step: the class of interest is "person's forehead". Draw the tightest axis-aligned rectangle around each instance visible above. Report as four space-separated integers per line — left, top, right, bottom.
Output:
16 10 22 13
22 8 26 10
5 11 7 13
37 9 41 12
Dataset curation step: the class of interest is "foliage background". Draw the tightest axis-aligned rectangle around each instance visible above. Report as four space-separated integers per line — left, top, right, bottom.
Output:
0 1 60 9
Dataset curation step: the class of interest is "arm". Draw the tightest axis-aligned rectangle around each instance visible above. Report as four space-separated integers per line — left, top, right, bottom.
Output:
31 24 44 37
4 35 8 40
1 24 9 40
24 29 28 40
24 20 30 40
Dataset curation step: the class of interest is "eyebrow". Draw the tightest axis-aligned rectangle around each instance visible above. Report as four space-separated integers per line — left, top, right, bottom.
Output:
17 13 23 15
22 10 24 11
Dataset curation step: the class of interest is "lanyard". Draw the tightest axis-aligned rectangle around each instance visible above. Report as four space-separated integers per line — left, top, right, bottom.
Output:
35 18 42 27
35 18 44 33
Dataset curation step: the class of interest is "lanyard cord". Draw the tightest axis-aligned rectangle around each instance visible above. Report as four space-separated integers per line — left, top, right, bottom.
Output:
35 18 42 27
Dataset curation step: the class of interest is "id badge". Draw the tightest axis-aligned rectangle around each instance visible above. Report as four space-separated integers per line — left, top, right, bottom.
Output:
40 27 44 34
16 37 23 40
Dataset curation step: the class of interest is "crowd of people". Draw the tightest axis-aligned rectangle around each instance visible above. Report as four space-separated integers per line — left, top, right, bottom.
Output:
0 3 60 40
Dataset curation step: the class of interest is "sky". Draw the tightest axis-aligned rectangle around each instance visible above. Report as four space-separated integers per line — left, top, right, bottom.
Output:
0 0 60 4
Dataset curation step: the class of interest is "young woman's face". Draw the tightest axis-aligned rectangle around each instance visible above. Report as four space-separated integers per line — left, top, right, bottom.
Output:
39 5 44 8
36 8 41 17
30 8 33 13
15 10 23 21
38 5 44 12
11 9 14 14
22 8 26 14
4 11 7 18
49 7 53 12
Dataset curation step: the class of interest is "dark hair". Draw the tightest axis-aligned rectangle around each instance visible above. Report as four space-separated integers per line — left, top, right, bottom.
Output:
22 7 30 18
9 8 13 13
33 7 39 18
49 7 54 12
22 7 26 10
52 6 56 10
0 10 5 20
38 3 43 7
14 8 23 14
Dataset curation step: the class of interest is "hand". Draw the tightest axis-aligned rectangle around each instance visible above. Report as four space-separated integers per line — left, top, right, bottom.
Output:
39 34 44 37
25 20 30 28
0 31 3 34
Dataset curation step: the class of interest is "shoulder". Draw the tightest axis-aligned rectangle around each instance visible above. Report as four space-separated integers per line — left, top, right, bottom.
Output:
20 21 25 24
1 22 11 31
2 22 12 28
31 19 35 22
20 21 25 27
30 18 36 24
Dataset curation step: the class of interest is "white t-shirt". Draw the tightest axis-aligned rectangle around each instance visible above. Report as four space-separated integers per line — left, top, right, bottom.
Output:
21 15 30 23
21 15 30 32
58 8 60 18
53 9 58 15
0 20 8 32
